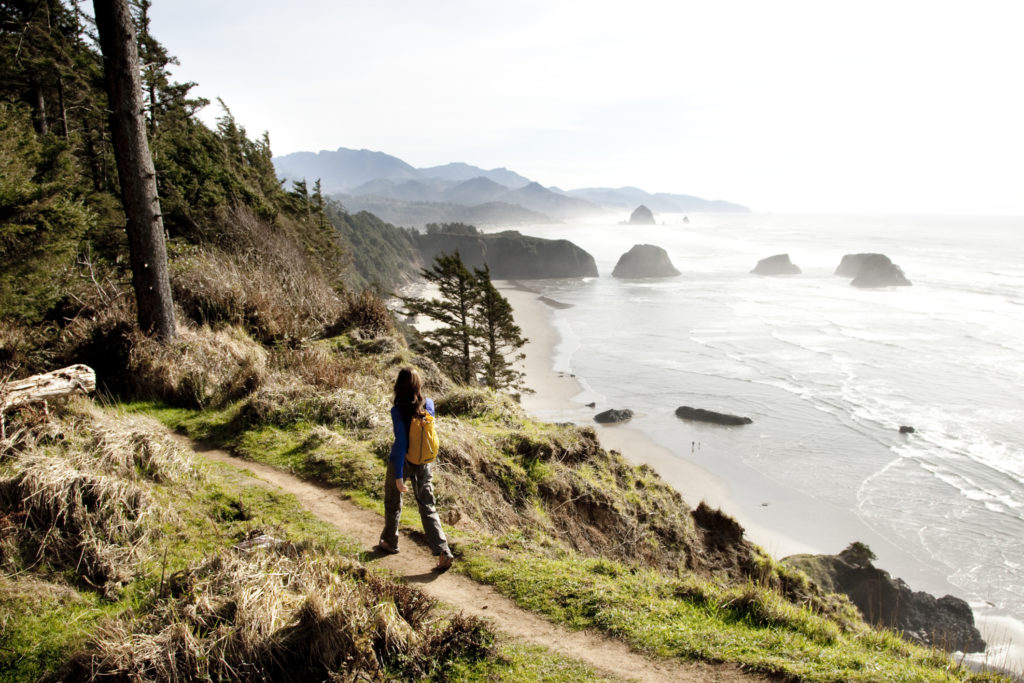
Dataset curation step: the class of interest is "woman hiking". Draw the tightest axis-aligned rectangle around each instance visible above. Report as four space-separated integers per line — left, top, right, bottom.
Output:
378 366 454 571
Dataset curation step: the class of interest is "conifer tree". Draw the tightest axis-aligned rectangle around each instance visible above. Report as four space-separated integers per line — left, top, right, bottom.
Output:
312 178 327 229
472 265 527 393
402 251 479 384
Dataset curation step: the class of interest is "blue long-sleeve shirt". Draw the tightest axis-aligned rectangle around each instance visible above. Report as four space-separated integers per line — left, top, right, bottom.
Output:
389 397 434 479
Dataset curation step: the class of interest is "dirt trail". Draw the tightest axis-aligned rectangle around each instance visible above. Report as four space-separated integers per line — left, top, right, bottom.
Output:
177 435 766 682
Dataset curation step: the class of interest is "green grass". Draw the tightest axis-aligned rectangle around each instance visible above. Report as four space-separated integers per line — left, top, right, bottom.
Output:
446 643 617 682
0 579 124 683
458 544 1007 683
121 398 1012 683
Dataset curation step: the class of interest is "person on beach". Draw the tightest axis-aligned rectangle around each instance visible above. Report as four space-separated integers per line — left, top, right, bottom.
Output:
378 366 454 571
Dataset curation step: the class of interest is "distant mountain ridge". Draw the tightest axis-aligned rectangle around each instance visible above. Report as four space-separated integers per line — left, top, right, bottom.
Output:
272 146 750 225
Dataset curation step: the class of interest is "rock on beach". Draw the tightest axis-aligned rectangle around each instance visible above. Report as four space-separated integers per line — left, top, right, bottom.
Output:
594 408 634 424
675 406 753 426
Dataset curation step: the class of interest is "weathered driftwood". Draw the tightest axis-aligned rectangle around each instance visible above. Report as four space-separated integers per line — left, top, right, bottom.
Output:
1 364 96 413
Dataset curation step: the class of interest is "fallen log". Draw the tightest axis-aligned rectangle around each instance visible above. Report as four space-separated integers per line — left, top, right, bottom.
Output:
1 364 97 412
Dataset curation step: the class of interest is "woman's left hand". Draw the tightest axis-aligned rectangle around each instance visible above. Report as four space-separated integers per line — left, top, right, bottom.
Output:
395 478 409 493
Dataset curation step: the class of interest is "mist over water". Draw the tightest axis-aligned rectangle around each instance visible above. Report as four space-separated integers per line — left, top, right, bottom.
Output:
489 213 1024 629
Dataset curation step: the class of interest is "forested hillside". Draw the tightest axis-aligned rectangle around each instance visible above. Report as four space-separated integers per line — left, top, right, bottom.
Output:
0 0 421 370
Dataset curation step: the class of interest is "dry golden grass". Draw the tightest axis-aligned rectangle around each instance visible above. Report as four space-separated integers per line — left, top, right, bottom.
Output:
170 206 346 346
0 321 55 378
233 373 384 435
326 288 394 338
65 546 492 681
127 325 268 409
0 403 195 595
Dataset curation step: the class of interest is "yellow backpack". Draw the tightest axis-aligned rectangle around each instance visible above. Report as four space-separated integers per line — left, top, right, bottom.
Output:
406 413 439 465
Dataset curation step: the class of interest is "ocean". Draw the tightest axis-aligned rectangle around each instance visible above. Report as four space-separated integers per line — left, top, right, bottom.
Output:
484 213 1024 658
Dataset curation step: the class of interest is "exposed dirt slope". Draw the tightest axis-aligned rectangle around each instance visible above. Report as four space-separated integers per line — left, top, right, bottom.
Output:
175 434 769 683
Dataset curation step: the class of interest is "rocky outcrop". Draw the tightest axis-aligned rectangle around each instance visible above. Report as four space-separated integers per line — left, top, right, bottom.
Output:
594 408 633 424
417 230 598 279
612 244 681 278
628 205 656 225
783 543 985 653
675 406 752 425
834 253 911 287
751 254 801 276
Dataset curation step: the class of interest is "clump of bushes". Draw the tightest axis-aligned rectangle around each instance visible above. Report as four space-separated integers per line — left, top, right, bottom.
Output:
169 205 347 346
0 321 55 377
127 326 268 409
171 248 343 346
233 377 381 433
436 386 522 423
328 288 394 338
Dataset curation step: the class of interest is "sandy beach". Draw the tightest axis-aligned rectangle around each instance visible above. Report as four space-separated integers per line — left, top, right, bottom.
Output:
497 280 816 559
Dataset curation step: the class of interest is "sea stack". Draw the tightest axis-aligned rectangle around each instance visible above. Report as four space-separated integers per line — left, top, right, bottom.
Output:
628 205 656 225
834 253 911 287
612 244 681 278
751 254 801 275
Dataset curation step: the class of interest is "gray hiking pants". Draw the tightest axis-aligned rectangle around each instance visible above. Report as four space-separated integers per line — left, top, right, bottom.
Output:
381 460 452 559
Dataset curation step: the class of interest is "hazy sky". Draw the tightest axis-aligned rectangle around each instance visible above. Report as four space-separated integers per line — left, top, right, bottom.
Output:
149 1 1024 215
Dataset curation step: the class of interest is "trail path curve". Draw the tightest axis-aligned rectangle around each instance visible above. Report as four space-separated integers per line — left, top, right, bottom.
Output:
176 435 769 683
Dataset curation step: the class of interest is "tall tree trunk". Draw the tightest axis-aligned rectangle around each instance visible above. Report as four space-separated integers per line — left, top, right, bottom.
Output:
57 76 69 140
29 76 49 135
93 0 176 341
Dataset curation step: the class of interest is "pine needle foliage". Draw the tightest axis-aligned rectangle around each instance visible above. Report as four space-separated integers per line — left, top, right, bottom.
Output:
403 252 527 393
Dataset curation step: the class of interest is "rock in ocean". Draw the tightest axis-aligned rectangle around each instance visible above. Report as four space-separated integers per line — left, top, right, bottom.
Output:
628 205 656 225
751 253 801 275
612 244 681 278
834 253 911 287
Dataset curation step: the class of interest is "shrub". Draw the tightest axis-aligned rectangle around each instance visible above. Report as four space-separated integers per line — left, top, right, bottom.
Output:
0 321 54 377
171 247 343 346
327 288 393 338
126 326 268 409
436 386 521 422
234 378 381 432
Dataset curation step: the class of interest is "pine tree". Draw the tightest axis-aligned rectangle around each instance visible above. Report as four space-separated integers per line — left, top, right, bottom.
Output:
312 178 327 229
472 265 527 393
402 252 479 384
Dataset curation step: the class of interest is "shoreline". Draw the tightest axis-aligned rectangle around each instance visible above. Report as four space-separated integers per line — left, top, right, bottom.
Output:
497 279 1024 674
498 280 816 558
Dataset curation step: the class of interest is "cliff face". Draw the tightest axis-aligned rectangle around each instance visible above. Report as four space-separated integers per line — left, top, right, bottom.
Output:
417 231 598 279
783 543 985 653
